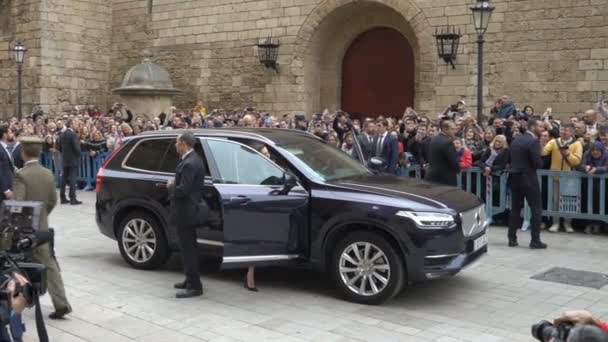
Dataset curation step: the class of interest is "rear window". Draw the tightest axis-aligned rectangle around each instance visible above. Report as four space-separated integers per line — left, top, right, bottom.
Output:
124 139 173 173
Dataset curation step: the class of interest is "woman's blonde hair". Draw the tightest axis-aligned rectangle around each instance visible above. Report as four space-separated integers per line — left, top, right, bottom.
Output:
491 134 508 149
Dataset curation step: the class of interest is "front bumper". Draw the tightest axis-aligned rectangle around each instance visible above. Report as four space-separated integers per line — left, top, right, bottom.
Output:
407 222 489 282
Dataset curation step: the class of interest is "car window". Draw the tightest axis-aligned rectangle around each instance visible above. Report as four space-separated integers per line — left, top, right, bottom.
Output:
124 139 170 172
207 139 284 185
159 140 209 175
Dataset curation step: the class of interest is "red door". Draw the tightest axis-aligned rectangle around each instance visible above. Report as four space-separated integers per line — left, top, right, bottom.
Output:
341 28 415 119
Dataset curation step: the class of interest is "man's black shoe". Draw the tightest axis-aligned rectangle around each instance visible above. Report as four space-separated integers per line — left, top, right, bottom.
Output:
60 199 69 204
70 200 82 205
530 241 548 249
508 240 519 247
176 288 202 299
49 306 72 320
174 281 188 290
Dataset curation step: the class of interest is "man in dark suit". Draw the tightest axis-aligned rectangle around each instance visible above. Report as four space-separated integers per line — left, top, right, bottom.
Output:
58 119 82 205
168 132 206 298
426 120 460 186
508 118 547 249
0 125 15 203
358 121 376 162
373 119 399 174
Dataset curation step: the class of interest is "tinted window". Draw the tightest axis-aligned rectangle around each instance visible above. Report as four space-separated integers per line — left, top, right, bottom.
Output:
159 141 209 175
125 139 171 172
207 140 284 185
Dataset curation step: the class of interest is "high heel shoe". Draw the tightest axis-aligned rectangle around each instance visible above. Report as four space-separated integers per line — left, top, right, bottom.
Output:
244 278 259 292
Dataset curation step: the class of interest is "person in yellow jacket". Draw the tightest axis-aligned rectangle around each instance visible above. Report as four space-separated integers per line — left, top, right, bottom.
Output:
541 123 583 233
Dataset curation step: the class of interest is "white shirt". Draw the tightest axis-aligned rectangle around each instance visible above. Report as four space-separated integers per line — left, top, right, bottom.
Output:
181 149 194 160
379 132 388 148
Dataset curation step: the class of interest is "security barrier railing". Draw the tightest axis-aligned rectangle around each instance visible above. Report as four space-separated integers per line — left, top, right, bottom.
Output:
40 152 108 191
400 165 608 225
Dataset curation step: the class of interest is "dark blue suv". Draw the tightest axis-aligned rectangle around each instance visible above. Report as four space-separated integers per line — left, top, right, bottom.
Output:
95 128 488 304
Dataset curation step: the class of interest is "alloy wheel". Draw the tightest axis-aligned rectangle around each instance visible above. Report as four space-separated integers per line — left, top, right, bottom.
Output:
122 218 157 264
339 242 391 296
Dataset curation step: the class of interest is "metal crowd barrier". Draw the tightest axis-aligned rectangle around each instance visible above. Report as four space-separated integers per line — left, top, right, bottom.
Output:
40 152 108 191
400 166 608 225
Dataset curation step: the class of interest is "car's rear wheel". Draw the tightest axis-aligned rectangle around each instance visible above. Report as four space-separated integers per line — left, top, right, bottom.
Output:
118 211 169 270
331 231 405 305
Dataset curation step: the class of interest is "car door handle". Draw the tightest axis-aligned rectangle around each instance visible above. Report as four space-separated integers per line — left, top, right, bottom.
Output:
155 183 167 188
230 195 251 205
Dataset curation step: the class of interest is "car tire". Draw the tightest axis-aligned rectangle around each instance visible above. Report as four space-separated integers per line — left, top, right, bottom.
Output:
117 211 170 270
331 231 405 305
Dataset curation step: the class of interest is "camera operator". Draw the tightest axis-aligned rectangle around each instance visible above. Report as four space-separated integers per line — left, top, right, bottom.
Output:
12 137 71 320
0 272 31 342
533 310 608 342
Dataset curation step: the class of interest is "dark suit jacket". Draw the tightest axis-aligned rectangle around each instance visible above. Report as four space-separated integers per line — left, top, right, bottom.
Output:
374 133 399 174
11 143 23 169
58 129 81 168
358 133 375 161
509 132 542 175
169 150 207 228
474 148 510 173
425 133 460 186
0 145 14 195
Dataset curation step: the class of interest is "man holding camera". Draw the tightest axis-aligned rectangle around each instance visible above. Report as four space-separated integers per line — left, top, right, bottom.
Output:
13 137 72 319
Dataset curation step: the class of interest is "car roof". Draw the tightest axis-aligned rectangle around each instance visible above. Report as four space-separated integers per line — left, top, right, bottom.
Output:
136 128 321 146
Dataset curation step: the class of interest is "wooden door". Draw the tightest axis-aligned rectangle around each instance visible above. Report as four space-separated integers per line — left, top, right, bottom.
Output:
341 27 415 120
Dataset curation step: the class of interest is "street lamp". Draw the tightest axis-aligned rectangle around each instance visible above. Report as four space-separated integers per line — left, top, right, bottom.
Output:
12 41 27 120
470 0 494 122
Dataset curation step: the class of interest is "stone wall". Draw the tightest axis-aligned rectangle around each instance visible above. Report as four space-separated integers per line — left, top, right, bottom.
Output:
5 0 608 118
109 0 608 118
0 0 40 118
36 0 113 114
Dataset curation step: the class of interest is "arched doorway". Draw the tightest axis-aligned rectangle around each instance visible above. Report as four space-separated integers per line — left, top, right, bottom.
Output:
341 27 415 119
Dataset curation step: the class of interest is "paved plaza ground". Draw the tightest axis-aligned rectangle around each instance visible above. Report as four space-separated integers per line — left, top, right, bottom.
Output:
21 191 608 342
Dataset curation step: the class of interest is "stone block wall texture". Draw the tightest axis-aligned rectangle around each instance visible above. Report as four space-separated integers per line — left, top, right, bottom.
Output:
3 0 608 118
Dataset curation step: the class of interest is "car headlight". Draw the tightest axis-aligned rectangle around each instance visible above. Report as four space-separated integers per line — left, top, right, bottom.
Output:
396 211 455 229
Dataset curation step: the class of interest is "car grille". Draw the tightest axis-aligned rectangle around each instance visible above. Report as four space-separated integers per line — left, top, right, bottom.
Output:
460 205 487 237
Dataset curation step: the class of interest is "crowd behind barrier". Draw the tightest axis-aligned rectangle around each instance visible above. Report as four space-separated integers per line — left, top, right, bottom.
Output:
4 93 608 236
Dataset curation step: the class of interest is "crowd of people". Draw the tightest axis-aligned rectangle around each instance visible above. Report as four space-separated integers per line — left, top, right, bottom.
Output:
2 95 608 235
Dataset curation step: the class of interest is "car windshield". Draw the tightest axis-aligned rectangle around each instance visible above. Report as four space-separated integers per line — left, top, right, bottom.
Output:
278 139 371 182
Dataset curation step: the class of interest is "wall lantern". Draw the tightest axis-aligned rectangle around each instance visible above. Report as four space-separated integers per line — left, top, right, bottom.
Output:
257 37 280 72
433 26 461 69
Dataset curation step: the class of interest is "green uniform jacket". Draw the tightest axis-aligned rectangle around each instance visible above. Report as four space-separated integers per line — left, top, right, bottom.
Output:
13 161 57 231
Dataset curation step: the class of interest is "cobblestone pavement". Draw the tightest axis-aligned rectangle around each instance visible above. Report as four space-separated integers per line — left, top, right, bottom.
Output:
21 192 608 341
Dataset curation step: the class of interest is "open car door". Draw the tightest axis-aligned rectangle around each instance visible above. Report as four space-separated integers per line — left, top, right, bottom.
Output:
200 138 309 269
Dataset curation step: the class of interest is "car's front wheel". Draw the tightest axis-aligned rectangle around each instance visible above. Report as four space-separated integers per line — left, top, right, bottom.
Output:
331 231 405 304
118 212 170 270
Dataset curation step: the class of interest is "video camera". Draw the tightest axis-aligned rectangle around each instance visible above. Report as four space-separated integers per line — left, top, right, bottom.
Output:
532 320 575 342
0 201 50 342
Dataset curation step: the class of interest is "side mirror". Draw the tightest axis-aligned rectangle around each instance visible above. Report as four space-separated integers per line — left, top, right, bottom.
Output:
282 172 298 194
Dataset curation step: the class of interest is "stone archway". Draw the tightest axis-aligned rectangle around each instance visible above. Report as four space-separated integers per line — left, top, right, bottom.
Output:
291 0 437 117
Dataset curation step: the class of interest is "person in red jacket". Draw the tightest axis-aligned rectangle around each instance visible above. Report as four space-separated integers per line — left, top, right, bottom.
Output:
454 139 472 169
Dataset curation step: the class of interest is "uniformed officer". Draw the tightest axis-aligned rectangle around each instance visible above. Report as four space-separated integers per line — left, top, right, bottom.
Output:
13 136 72 319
